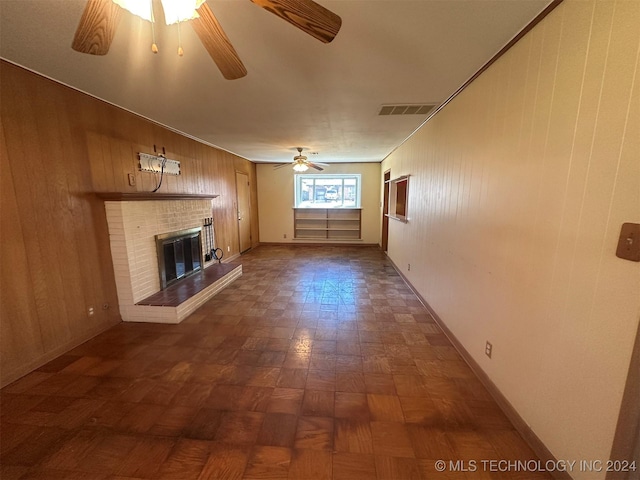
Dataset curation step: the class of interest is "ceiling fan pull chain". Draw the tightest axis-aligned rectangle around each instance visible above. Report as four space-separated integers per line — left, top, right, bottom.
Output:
177 21 184 56
150 0 158 53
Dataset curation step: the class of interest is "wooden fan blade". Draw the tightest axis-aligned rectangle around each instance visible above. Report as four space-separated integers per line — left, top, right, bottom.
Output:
274 163 294 170
308 163 324 171
72 0 122 55
191 3 247 80
250 0 341 43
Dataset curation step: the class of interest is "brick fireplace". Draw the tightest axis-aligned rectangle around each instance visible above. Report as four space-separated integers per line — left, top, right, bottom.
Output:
103 197 241 324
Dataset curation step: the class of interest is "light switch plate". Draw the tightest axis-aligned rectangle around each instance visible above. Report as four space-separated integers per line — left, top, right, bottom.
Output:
616 223 640 262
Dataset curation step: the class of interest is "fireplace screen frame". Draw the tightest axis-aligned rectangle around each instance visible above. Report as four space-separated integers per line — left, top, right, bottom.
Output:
156 227 203 289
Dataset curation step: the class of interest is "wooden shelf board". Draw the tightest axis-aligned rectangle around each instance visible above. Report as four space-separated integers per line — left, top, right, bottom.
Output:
295 227 360 231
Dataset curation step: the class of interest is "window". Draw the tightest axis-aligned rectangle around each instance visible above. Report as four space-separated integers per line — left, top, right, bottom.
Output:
295 174 361 208
387 175 409 222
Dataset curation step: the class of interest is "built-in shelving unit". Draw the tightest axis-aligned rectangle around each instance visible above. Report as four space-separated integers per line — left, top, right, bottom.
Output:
294 208 362 240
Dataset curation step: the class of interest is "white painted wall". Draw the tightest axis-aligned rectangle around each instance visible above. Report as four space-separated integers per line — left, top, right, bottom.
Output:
382 1 639 477
257 162 381 244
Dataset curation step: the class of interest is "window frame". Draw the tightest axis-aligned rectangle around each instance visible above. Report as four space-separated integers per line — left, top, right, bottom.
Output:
294 173 362 208
386 175 409 223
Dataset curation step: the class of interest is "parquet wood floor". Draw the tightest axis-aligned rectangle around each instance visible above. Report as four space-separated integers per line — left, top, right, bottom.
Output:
0 246 551 479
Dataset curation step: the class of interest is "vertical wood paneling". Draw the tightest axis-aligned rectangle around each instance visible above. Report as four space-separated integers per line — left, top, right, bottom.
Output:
5 73 72 351
381 1 640 476
0 61 259 386
0 119 45 368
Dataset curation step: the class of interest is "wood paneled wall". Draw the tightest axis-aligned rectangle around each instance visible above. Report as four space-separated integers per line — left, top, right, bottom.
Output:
0 61 259 386
381 0 639 474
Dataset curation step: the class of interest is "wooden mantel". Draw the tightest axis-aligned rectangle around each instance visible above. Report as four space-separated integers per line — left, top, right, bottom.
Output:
96 192 219 201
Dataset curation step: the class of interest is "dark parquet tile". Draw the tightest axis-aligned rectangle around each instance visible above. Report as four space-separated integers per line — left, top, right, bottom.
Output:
0 245 550 479
332 452 377 480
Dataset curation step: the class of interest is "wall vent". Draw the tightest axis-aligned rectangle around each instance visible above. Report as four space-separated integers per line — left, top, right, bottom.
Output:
378 104 436 116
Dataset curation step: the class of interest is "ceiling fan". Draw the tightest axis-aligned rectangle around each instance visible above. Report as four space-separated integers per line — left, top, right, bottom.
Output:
71 0 342 80
275 147 329 171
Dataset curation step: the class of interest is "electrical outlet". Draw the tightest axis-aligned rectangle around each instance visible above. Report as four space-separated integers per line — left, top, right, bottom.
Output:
284 233 287 239
128 173 136 186
407 263 411 271
485 341 492 358
227 246 230 252
88 307 94 317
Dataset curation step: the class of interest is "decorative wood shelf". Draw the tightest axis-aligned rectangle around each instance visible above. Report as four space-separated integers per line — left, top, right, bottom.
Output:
97 192 219 201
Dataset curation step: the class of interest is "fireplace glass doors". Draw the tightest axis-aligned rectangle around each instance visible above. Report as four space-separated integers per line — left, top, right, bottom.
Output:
156 227 203 289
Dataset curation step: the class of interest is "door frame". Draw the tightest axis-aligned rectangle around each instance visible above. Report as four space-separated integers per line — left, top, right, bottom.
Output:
607 319 640 479
381 169 391 252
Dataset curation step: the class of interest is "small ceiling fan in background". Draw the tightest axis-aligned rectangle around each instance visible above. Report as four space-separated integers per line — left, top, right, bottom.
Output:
71 0 342 80
275 147 329 171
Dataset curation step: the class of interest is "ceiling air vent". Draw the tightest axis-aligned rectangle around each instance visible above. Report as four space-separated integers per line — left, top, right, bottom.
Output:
378 104 436 116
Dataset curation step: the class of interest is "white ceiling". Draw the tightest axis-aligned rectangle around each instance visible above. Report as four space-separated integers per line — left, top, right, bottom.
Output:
0 0 551 164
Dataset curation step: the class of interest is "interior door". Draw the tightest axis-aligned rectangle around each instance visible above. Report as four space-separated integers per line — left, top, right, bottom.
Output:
382 170 390 252
235 171 251 253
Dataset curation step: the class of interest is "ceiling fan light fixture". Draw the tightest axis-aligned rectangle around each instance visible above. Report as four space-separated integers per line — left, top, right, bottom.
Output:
112 0 205 24
112 0 152 22
293 163 309 172
74 0 341 80
161 0 206 24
